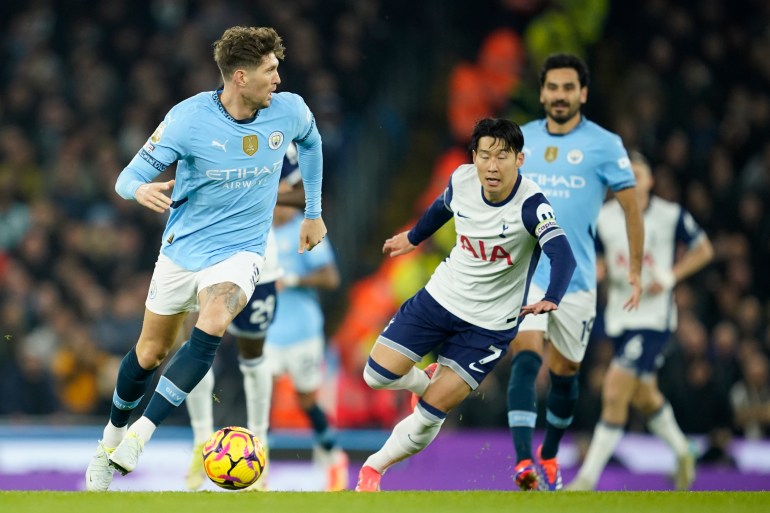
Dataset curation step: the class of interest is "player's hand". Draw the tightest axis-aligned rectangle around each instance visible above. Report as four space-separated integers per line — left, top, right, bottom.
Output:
298 217 327 253
383 231 416 257
135 179 175 213
623 271 642 310
519 300 558 318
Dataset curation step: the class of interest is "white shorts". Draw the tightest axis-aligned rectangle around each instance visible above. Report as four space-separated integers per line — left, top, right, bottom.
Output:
146 252 264 315
518 283 596 362
264 337 324 393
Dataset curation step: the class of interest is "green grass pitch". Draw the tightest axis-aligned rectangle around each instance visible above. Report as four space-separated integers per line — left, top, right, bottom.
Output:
1 491 768 513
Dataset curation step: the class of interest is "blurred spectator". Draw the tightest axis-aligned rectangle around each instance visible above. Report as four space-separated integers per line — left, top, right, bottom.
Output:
730 351 770 439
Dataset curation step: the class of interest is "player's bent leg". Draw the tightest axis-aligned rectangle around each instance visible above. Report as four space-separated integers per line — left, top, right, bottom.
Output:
410 363 437 410
363 342 430 395
356 367 468 491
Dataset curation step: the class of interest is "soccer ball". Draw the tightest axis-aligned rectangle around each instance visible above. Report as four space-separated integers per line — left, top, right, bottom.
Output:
202 426 266 490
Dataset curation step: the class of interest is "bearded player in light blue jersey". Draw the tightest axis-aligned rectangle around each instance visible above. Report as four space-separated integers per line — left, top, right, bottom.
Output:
506 54 644 491
86 26 327 491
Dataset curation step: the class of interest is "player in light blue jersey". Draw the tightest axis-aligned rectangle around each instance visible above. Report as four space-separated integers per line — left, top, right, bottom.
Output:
183 147 304 491
506 54 644 491
264 198 348 491
567 152 712 491
355 118 576 492
86 26 327 492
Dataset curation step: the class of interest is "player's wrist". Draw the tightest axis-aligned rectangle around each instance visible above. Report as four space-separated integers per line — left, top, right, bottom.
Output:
652 266 675 288
282 273 301 287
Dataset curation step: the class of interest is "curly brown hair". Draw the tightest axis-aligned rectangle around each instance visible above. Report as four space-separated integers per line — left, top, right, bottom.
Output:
213 26 286 79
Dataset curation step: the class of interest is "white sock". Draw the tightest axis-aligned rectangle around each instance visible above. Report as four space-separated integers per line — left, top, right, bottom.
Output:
186 368 215 445
239 355 272 444
129 416 157 444
363 405 445 474
574 422 624 488
102 422 127 448
647 402 688 455
364 365 430 395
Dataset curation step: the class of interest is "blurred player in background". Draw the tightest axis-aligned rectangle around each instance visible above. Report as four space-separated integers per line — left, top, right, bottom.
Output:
355 118 576 492
506 53 644 491
567 151 713 491
265 189 347 491
85 26 327 492
184 145 304 491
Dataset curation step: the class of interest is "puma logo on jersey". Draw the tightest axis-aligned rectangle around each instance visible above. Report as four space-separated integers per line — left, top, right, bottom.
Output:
211 139 228 152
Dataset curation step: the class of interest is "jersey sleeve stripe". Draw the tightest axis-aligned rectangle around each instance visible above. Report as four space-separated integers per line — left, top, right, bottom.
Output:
539 228 565 246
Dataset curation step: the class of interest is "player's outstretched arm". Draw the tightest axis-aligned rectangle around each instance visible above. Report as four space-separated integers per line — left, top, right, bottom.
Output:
383 231 416 258
614 187 644 310
134 180 176 213
298 217 327 253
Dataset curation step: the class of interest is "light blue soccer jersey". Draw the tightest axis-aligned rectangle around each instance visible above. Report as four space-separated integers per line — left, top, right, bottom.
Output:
266 212 336 347
520 117 634 293
115 90 322 271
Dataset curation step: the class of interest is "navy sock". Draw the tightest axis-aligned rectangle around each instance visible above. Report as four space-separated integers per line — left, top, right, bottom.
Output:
144 327 221 426
507 350 542 462
541 371 579 460
304 404 336 451
110 347 155 428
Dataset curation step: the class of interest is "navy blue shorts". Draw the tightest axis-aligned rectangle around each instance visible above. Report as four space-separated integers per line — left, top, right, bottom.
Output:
612 329 671 375
377 288 517 389
227 281 278 338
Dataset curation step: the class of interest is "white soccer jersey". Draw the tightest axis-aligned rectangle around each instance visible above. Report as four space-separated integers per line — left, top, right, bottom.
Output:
597 196 704 335
425 164 565 331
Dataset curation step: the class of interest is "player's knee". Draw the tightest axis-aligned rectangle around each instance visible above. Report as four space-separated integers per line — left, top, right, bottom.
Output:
414 400 447 428
363 357 399 389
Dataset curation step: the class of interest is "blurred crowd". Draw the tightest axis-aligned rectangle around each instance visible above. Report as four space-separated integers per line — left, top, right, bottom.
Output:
1 0 769 458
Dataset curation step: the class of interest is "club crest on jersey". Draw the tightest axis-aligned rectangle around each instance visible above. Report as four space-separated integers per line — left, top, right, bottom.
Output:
243 135 259 156
150 121 167 144
268 131 284 150
567 149 584 164
544 146 558 162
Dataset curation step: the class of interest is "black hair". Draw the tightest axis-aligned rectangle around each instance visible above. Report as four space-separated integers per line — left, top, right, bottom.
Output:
540 53 589 88
470 118 524 154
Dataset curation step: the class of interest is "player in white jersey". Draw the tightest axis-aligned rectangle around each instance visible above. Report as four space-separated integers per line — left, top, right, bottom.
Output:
354 118 576 492
506 54 644 491
567 152 713 491
86 27 327 491
183 148 304 491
